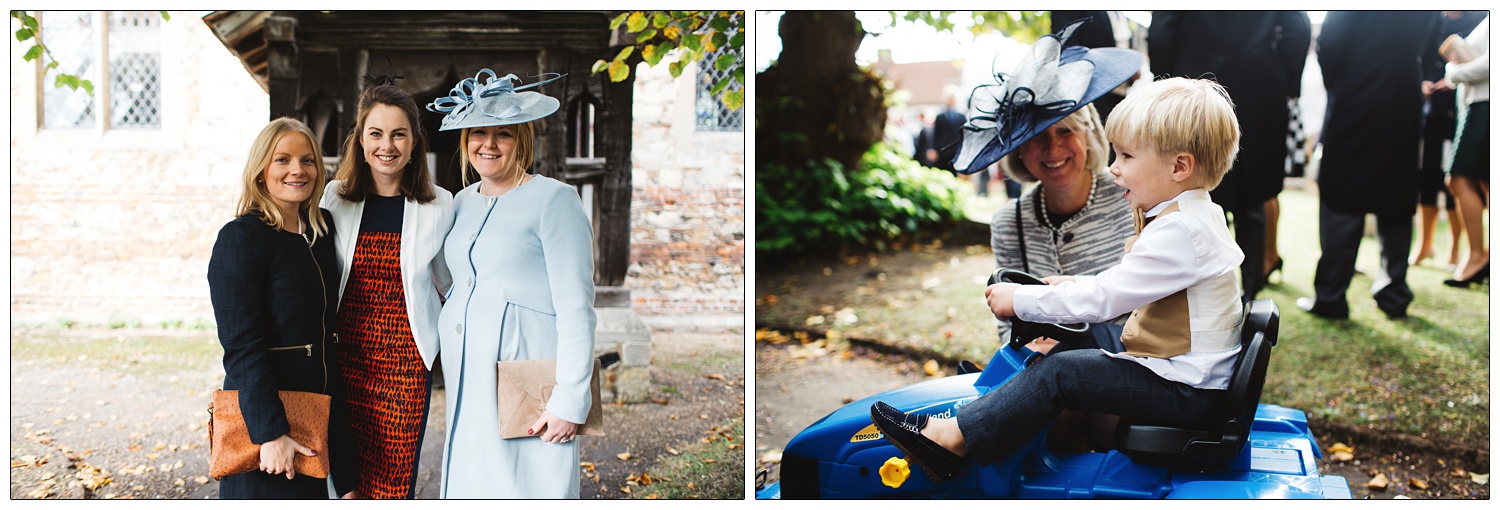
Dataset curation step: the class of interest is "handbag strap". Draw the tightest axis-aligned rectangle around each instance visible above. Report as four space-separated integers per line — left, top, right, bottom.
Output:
1016 196 1030 274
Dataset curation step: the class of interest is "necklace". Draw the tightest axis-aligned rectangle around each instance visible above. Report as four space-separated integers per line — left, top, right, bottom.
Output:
1037 177 1096 233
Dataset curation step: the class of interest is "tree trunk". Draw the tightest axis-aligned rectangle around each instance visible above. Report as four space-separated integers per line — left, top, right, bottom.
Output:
757 11 886 173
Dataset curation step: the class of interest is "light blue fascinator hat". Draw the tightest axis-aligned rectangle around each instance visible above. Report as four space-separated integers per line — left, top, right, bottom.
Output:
426 69 566 131
951 18 1143 174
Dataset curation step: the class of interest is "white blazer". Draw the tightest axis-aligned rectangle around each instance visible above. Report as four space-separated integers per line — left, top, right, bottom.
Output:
320 180 455 370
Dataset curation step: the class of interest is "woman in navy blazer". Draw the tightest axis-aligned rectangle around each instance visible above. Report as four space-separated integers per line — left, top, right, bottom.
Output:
208 118 359 498
319 78 454 499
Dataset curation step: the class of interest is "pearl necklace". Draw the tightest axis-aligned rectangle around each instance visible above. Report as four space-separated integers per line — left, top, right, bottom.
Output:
1037 177 1096 236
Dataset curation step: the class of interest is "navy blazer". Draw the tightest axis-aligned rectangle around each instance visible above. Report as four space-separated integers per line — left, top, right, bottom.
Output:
208 209 358 496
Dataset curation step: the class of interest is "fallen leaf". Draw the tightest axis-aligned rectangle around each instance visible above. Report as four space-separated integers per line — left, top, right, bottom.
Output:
761 450 783 464
1470 472 1488 485
620 486 631 494
704 374 725 380
1332 451 1354 462
645 494 659 499
1368 473 1390 491
1328 442 1353 454
617 452 632 461
702 459 716 463
650 398 669 405
666 447 681 455
194 476 209 484
580 462 595 471
1409 477 1429 490
923 360 939 376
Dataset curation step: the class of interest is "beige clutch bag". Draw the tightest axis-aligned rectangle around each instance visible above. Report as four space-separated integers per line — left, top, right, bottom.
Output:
496 359 604 439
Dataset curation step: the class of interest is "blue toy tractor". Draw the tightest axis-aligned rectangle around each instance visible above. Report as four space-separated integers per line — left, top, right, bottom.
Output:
755 268 1351 499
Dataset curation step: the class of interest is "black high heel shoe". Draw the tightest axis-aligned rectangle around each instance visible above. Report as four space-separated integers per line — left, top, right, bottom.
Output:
1264 257 1284 284
1444 263 1489 288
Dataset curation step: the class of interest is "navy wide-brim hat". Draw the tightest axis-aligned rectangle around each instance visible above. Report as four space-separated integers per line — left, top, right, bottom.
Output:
951 18 1144 174
426 69 565 131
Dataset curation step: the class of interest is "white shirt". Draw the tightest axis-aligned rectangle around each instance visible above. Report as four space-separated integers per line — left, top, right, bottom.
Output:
1446 17 1489 106
1013 189 1245 389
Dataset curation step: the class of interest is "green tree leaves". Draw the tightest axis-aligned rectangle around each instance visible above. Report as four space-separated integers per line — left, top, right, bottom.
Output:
12 11 93 94
596 11 744 111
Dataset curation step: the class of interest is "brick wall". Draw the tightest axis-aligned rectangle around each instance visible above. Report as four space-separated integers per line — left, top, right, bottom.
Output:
9 11 266 325
625 61 746 329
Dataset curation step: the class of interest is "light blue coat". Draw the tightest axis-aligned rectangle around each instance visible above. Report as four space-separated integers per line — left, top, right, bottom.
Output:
437 175 597 498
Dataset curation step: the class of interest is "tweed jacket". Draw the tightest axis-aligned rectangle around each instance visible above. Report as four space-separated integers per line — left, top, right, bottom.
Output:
207 209 359 496
320 180 455 370
990 173 1134 341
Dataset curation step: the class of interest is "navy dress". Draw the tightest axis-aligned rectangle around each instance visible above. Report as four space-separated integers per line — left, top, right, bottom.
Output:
208 209 359 498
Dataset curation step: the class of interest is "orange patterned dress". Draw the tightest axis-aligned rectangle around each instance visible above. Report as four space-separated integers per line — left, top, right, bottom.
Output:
337 196 429 499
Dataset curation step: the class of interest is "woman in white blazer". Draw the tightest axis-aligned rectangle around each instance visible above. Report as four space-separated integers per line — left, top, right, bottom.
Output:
318 77 454 499
427 69 596 499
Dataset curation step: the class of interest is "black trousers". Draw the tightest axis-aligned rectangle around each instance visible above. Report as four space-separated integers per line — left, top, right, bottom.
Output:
1310 203 1414 314
956 324 1224 466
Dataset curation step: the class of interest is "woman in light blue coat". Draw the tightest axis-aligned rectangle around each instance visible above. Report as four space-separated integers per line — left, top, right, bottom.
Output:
427 69 596 499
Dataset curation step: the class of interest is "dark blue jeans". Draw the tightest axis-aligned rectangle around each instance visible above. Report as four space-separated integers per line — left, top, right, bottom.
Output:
955 324 1225 466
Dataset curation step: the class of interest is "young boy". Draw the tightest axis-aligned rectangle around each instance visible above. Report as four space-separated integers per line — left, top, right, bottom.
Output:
871 77 1246 482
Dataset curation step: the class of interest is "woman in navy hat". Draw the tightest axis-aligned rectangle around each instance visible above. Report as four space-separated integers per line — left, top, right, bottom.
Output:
427 69 595 498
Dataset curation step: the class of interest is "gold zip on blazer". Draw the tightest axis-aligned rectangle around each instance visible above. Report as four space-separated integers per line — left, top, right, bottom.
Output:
306 234 330 395
267 344 313 357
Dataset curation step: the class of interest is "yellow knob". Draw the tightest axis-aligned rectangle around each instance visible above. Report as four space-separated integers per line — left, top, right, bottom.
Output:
880 456 911 488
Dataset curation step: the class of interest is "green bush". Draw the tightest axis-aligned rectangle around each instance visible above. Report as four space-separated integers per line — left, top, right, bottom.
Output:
756 141 967 261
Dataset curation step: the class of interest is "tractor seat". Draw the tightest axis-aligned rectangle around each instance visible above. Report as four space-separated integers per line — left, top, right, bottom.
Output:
1113 298 1279 470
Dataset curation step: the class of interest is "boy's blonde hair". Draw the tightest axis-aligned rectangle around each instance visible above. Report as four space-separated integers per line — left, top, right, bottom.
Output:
1000 103 1109 183
1105 77 1241 190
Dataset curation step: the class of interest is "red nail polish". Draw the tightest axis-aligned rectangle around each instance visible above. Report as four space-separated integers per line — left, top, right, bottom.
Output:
527 428 534 435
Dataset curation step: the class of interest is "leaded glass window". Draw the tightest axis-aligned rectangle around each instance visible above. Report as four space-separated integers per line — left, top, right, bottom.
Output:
695 44 743 132
107 11 161 129
40 12 96 129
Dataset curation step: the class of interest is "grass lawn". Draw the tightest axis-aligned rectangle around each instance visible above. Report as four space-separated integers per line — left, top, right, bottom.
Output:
1257 184 1489 445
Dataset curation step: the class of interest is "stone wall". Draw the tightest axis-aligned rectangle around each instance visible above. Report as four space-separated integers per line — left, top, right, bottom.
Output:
8 12 746 332
625 61 746 331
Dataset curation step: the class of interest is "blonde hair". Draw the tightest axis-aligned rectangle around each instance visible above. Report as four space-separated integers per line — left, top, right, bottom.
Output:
1104 77 1241 190
236 117 329 240
458 121 536 187
999 103 1109 183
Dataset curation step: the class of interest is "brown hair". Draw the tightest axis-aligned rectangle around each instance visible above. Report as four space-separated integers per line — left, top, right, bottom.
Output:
236 117 329 240
333 83 436 203
458 121 536 187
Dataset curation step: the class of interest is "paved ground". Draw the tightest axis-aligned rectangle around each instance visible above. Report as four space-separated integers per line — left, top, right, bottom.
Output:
752 337 929 489
9 326 744 500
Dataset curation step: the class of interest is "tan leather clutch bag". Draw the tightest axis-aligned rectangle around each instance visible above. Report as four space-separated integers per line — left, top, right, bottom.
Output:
496 359 604 439
207 390 331 479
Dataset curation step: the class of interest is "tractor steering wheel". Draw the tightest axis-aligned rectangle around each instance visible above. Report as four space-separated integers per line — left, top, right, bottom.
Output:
988 267 1092 350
